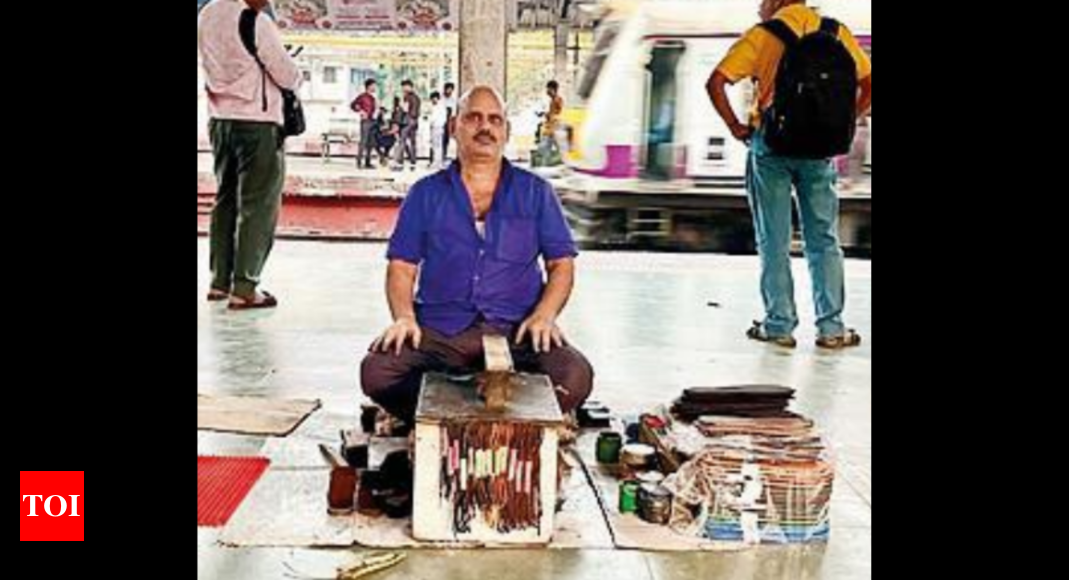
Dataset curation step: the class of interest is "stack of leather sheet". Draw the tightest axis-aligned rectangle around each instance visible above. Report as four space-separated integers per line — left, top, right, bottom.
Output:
670 385 795 421
694 416 824 461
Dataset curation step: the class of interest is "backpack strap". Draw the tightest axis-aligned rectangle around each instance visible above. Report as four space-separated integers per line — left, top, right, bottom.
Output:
759 19 798 47
238 9 268 113
819 17 841 36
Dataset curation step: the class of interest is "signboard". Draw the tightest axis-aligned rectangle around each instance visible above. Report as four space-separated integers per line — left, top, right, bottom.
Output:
273 0 456 32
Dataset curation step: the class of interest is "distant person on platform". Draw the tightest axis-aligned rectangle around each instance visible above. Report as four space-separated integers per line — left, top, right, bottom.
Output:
351 78 378 169
441 82 457 163
537 80 564 165
392 79 422 171
428 90 449 170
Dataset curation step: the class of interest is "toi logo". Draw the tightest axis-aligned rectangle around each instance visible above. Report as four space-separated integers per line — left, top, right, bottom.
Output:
20 471 84 541
22 495 81 516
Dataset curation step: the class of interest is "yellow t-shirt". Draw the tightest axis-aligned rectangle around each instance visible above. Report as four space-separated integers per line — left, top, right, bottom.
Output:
542 94 564 137
716 4 871 123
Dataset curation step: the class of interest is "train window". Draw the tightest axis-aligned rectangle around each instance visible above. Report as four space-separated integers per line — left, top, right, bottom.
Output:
577 22 621 100
706 137 725 161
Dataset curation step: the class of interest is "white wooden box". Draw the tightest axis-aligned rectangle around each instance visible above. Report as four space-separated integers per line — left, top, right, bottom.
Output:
412 372 563 544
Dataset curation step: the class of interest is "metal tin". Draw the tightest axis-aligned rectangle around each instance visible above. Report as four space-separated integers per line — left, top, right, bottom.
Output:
636 470 665 485
619 480 639 513
620 443 655 469
637 484 672 525
596 431 623 464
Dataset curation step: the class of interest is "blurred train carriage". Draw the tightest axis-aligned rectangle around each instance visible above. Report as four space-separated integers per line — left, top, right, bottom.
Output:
556 0 871 255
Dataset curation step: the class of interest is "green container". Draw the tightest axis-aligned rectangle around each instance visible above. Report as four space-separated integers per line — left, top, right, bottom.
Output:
619 480 639 514
596 431 623 464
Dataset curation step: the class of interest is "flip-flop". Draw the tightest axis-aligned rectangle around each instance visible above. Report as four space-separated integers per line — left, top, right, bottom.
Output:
227 291 278 310
745 321 797 348
816 329 861 349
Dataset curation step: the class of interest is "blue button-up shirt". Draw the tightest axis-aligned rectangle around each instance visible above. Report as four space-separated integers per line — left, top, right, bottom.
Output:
386 160 578 337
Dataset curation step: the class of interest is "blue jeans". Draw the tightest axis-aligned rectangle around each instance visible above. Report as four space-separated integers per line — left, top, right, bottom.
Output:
745 129 847 339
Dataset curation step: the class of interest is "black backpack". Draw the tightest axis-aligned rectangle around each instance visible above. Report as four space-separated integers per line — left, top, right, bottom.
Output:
238 9 305 138
759 17 857 159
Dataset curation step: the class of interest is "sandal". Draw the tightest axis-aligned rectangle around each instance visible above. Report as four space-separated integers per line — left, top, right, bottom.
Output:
227 290 278 310
206 288 230 302
745 321 797 348
816 329 862 349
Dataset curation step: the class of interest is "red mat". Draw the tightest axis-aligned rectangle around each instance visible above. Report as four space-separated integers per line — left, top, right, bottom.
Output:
197 456 270 527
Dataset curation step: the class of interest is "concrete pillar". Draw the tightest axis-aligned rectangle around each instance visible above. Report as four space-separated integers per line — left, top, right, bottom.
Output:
554 20 569 92
459 0 507 98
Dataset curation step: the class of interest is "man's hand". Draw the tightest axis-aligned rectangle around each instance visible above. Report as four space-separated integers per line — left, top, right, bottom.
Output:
371 316 422 356
516 313 564 354
729 121 753 142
